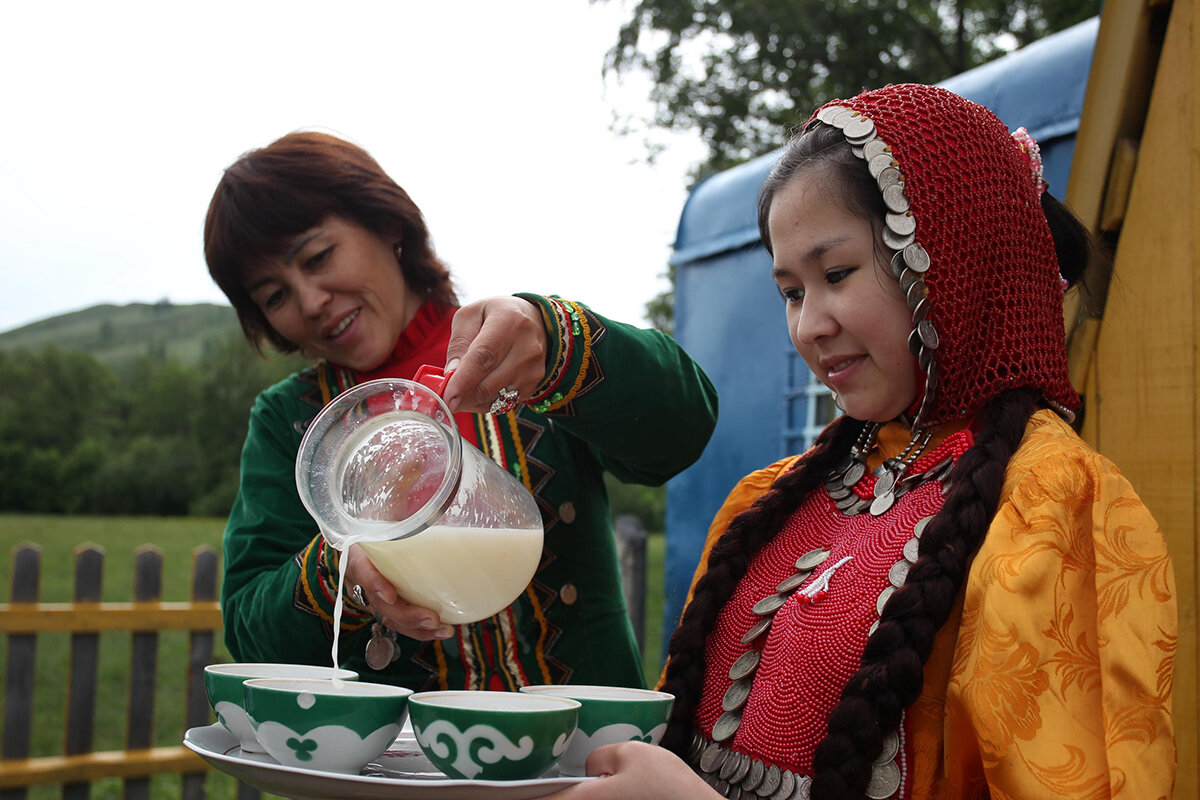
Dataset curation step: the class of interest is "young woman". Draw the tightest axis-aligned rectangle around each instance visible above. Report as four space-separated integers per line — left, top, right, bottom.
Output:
203 131 718 691
548 84 1176 800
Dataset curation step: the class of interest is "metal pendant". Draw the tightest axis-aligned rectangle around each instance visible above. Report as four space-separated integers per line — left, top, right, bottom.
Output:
711 710 743 743
903 537 920 563
700 741 728 772
740 616 773 644
722 678 753 712
876 166 903 189
869 492 895 516
868 153 896 179
873 469 897 498
866 760 902 799
729 650 761 681
882 183 909 213
842 460 867 487
365 623 396 670
751 593 789 616
743 760 765 792
759 764 783 797
882 225 915 250
904 242 930 272
795 548 831 571
775 569 812 594
863 139 890 162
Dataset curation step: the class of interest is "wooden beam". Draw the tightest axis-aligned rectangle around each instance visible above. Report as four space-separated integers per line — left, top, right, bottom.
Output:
0 747 209 788
0 603 223 633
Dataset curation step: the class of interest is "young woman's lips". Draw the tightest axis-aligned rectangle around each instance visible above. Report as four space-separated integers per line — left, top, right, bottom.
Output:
824 355 865 389
326 308 360 339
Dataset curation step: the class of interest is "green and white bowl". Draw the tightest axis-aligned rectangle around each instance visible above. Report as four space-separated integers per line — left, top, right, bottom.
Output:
519 685 674 776
204 663 357 753
243 677 411 773
408 690 580 780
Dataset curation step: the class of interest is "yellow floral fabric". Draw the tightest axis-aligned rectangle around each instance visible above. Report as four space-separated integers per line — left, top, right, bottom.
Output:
680 410 1176 799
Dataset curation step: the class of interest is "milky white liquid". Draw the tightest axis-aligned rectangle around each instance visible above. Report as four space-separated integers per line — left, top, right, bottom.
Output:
329 535 361 685
359 526 543 624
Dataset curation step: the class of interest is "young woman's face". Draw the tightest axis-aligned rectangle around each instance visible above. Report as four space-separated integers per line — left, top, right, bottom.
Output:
768 170 918 422
246 215 421 371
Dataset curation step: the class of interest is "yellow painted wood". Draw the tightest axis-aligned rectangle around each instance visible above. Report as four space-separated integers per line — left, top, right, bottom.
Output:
0 747 208 788
0 602 222 633
1083 1 1198 798
1063 0 1163 341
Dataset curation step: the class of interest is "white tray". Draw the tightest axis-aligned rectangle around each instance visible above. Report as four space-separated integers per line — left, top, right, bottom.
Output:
184 724 592 799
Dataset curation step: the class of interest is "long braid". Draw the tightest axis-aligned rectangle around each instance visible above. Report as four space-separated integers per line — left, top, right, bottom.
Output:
809 388 1040 799
659 415 861 755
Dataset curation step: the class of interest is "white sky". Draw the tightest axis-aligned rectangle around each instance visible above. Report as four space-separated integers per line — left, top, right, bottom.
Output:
0 0 707 333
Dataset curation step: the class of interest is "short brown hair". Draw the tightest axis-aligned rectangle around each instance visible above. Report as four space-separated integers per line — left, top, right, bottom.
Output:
204 131 457 353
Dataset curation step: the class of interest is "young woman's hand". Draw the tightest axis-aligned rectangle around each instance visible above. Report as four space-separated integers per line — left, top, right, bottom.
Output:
342 543 453 641
541 742 720 800
441 296 548 413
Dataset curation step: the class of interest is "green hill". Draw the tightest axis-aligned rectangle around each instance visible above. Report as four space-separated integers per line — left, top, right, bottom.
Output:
0 301 245 368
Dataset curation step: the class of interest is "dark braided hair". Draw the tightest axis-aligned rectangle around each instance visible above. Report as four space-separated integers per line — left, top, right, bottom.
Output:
659 414 861 755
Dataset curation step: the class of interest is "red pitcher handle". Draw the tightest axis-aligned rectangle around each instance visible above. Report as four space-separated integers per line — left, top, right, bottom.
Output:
413 364 451 397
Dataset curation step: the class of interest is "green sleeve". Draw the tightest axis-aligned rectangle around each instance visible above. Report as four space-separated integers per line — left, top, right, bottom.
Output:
220 382 369 665
515 294 718 485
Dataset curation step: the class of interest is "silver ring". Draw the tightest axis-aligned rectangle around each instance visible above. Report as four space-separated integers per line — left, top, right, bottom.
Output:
350 584 367 607
488 386 520 415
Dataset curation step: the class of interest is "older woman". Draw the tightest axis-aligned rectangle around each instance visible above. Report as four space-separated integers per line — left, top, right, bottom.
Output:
204 131 717 691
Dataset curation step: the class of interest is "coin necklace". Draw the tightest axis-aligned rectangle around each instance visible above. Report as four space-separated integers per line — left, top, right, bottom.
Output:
870 428 933 516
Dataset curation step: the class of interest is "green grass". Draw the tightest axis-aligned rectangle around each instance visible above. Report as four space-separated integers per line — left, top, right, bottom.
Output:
0 515 668 798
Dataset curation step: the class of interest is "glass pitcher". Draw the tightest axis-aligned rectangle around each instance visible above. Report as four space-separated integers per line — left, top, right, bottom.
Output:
295 368 544 624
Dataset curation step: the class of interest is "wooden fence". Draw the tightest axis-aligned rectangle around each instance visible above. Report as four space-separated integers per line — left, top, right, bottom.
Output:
0 543 259 799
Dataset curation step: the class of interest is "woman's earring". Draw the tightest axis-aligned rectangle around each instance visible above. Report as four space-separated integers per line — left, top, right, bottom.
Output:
395 244 403 261
832 390 845 412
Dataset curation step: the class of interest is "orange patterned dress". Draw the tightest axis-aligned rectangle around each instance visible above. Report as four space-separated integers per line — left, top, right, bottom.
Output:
680 410 1176 799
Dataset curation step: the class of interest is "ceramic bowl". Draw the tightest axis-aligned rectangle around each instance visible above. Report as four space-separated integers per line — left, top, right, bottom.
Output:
519 685 674 776
204 663 357 753
242 677 412 773
408 690 580 780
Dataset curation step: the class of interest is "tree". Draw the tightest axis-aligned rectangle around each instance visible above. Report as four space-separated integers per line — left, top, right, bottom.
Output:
602 0 1100 179
603 0 1100 329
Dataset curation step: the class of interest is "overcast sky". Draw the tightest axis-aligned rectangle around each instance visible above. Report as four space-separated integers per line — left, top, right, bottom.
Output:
0 1 708 333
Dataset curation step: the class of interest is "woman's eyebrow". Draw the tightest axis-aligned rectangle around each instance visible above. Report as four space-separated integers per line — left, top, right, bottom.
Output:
771 234 854 279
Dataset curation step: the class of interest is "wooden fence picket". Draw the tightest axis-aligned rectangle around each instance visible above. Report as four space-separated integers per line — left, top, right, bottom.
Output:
0 542 262 799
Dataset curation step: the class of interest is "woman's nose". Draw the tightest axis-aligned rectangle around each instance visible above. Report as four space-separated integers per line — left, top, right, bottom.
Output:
793 297 837 344
296 278 332 318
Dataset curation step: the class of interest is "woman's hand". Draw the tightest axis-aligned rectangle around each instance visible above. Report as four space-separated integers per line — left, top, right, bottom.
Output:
442 296 548 413
343 544 454 641
541 742 719 800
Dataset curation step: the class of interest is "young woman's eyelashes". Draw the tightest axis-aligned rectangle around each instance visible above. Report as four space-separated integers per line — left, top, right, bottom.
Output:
776 266 858 304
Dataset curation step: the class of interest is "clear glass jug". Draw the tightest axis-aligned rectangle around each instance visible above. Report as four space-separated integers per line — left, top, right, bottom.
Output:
296 369 544 624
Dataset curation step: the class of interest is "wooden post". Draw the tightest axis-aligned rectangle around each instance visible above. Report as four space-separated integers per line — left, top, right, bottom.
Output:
64 544 104 800
1 544 41 800
124 546 163 800
182 546 218 800
615 514 647 650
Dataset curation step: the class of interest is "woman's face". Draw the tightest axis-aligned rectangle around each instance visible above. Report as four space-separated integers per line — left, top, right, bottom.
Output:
768 170 918 422
246 215 421 371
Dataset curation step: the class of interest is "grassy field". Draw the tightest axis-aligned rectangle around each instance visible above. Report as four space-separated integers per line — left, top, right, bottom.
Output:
0 514 667 799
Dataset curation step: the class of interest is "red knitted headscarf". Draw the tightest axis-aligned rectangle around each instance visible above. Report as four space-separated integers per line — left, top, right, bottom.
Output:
809 84 1079 426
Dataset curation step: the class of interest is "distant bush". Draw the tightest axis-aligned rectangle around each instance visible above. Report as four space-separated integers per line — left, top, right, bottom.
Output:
0 338 301 516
